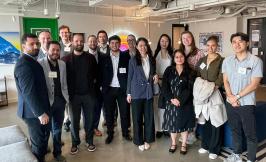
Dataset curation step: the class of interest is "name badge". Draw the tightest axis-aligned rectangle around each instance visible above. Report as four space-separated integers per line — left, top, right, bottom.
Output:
119 68 126 74
199 63 206 70
64 47 71 52
48 72 57 78
238 67 247 75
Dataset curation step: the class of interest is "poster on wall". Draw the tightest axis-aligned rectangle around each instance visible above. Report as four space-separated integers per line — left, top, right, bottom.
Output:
0 32 21 64
199 32 223 54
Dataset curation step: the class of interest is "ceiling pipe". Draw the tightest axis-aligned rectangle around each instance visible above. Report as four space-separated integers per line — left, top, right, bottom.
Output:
151 0 241 16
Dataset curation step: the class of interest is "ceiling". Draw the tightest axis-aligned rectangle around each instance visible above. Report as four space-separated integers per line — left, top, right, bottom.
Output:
1 0 266 23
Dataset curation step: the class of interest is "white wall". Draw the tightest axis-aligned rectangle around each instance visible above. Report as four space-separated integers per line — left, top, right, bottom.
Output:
189 17 238 57
58 12 172 50
0 15 20 103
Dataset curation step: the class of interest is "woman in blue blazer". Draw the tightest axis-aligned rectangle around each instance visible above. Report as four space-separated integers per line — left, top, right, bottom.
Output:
127 37 158 151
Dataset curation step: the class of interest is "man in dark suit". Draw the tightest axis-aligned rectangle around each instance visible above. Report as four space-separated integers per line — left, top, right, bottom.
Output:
14 33 50 162
99 35 132 144
62 33 97 155
87 35 104 137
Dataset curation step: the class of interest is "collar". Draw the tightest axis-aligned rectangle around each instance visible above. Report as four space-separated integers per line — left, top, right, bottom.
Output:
99 44 108 49
47 55 57 67
41 47 48 54
24 53 38 61
233 51 251 62
89 48 97 55
110 51 120 57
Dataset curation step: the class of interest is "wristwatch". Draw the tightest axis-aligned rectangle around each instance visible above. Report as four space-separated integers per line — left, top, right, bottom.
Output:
236 94 241 100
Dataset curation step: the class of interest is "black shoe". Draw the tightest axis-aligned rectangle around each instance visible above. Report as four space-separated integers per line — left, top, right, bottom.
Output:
123 134 132 141
105 135 113 144
156 131 163 138
86 144 96 152
64 121 71 132
70 145 79 155
169 145 177 153
180 145 187 155
163 131 170 137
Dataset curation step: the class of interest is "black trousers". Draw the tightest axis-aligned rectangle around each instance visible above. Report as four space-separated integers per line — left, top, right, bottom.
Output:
131 98 155 145
201 120 223 154
103 87 130 137
70 94 95 146
226 103 257 162
24 118 50 162
51 96 66 157
93 90 103 129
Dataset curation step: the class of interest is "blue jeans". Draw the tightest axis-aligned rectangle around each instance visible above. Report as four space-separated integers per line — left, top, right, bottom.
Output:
51 96 66 157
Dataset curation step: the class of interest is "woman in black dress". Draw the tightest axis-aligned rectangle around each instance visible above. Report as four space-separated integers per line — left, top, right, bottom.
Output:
162 49 196 154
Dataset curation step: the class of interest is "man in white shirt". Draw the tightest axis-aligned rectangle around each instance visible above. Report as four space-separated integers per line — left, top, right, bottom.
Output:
59 25 72 59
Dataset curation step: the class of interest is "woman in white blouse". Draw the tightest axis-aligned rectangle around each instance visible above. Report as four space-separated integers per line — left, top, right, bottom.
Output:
154 34 173 138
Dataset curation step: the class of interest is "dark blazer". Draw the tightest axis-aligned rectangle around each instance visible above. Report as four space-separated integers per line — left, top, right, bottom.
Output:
127 56 156 100
14 54 50 119
62 51 97 99
99 51 130 94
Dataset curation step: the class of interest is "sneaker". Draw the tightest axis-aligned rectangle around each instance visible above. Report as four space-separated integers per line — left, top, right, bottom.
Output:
54 155 66 162
223 153 242 162
70 145 79 155
87 144 96 152
138 145 145 151
198 148 208 154
144 142 150 150
209 153 218 159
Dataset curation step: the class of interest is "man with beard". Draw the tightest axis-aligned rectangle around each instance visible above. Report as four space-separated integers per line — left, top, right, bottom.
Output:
14 33 50 162
87 35 103 136
38 30 52 60
62 33 97 154
38 41 69 162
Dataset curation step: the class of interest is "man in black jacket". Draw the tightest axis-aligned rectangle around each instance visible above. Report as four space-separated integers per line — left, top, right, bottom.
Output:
62 33 97 154
99 35 132 144
14 33 50 162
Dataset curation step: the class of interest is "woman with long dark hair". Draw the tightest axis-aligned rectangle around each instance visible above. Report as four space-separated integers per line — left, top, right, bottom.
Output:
162 49 196 154
127 37 158 151
153 34 173 138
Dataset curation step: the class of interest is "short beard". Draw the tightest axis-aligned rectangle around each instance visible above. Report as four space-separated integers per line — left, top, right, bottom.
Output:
74 45 84 52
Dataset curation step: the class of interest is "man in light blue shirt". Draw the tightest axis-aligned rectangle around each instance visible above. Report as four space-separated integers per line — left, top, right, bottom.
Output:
222 32 263 162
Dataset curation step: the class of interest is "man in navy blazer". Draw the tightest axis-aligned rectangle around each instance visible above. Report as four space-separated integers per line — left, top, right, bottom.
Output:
99 35 132 144
14 33 50 162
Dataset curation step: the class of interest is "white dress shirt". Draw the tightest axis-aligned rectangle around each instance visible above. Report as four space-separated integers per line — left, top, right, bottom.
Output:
99 44 108 54
89 48 98 63
142 55 150 80
110 52 120 87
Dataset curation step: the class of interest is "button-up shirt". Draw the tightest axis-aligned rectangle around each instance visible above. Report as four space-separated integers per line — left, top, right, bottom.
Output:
89 49 98 63
110 52 120 87
222 52 263 105
142 55 150 80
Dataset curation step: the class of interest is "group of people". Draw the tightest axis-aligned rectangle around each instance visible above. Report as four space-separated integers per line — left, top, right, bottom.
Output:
14 24 263 162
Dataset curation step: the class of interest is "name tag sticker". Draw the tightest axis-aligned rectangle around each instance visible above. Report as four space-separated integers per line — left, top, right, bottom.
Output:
64 47 71 52
238 67 247 75
199 63 206 70
119 68 126 74
48 72 57 78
